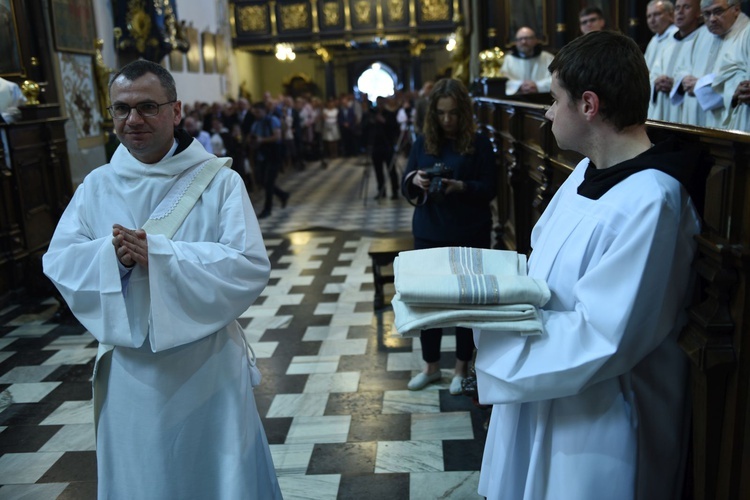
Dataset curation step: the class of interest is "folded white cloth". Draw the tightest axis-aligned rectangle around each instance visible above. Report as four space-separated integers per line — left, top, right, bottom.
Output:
392 294 545 337
391 247 550 337
395 248 549 306
694 73 724 111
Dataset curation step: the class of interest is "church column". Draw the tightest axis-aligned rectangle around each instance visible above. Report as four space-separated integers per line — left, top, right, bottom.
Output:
316 46 335 99
409 39 425 91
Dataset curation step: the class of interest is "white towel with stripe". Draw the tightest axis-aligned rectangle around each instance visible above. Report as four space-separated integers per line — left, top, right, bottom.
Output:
391 247 550 337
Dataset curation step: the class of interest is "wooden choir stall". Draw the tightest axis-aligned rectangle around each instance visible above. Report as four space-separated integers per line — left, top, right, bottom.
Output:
474 96 750 500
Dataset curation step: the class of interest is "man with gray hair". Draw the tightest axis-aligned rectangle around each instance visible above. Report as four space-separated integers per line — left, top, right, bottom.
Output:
671 0 749 127
713 4 750 130
644 1 678 120
650 0 704 122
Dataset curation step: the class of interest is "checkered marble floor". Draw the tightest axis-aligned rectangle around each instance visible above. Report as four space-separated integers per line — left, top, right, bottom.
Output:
0 156 490 499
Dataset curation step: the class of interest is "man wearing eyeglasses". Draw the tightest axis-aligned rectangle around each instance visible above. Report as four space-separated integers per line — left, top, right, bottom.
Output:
644 1 678 121
671 0 749 127
43 60 282 499
579 7 606 35
499 27 555 95
649 0 704 123
713 3 750 130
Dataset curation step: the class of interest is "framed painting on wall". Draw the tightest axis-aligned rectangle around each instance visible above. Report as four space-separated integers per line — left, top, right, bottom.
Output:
58 52 101 140
0 0 25 76
50 0 97 54
506 0 547 45
215 34 228 74
186 26 200 73
169 50 184 72
201 32 215 74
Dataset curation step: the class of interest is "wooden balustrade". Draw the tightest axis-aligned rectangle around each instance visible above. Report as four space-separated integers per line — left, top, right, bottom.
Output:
474 96 750 500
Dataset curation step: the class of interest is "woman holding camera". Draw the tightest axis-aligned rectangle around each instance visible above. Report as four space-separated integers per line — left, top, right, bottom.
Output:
401 78 497 394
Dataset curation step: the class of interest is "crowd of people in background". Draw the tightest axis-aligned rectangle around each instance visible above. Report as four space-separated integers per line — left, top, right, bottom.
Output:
177 86 433 205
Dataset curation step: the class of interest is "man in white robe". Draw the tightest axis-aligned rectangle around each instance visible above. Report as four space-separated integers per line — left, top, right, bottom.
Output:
713 12 750 130
671 0 749 127
43 60 282 499
649 0 704 123
474 31 710 500
645 0 678 120
500 27 555 96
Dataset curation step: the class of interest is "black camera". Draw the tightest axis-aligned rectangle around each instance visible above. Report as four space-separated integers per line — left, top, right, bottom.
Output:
422 163 452 202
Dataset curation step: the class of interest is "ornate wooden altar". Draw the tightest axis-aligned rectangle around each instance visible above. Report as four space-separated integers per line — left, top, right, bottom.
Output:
474 96 750 500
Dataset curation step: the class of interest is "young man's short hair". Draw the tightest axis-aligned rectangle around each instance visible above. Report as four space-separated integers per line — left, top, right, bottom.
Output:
579 6 605 18
109 60 177 102
548 31 650 130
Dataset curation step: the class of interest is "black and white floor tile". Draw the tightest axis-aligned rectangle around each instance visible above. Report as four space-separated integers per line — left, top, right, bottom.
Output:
0 155 490 499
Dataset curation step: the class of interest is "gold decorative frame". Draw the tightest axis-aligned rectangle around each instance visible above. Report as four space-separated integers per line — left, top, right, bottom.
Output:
505 0 547 45
186 26 200 73
0 0 25 76
50 0 97 54
201 31 215 74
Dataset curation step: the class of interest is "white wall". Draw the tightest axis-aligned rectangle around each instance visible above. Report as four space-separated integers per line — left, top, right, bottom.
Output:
171 0 231 104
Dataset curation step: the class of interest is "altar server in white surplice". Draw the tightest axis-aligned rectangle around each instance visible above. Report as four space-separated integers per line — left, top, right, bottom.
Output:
645 1 678 120
43 60 282 500
650 0 704 123
500 27 555 96
474 31 711 500
672 0 749 127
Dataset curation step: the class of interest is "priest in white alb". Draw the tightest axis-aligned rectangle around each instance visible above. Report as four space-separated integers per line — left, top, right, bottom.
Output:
649 0 704 123
644 0 678 120
43 60 282 499
671 0 749 127
500 27 555 96
712 10 750 131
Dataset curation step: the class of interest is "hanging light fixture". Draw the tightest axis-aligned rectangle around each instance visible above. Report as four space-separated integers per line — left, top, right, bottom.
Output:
275 43 296 61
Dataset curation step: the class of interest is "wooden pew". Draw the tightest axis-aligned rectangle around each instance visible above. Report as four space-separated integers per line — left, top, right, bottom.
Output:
474 96 750 500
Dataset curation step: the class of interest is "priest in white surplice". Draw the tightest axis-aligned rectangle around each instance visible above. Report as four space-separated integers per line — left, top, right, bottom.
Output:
43 60 282 499
649 0 704 123
671 0 749 127
713 10 750 130
474 31 710 500
645 0 678 120
500 27 555 96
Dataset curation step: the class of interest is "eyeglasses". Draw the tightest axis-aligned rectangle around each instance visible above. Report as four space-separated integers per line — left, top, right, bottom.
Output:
702 6 730 18
108 101 176 120
580 16 602 25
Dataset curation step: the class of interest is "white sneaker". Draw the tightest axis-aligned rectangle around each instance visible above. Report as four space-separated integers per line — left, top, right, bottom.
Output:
449 375 465 395
408 370 442 390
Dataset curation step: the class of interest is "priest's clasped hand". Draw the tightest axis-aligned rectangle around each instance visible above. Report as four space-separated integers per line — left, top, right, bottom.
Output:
112 224 149 268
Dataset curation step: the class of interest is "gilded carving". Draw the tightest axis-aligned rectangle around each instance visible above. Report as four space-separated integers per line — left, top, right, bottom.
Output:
354 1 372 24
388 0 405 22
323 2 340 26
420 0 449 21
238 5 268 32
281 3 309 30
126 0 157 53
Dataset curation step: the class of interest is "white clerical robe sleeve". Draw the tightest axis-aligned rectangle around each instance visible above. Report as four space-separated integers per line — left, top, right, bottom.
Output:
145 181 269 352
43 186 151 348
474 176 697 404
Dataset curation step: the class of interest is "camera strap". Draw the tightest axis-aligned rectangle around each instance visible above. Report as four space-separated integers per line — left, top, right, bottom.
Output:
403 170 427 207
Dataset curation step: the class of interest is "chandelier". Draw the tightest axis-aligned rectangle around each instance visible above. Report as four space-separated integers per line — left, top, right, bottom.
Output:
275 43 296 61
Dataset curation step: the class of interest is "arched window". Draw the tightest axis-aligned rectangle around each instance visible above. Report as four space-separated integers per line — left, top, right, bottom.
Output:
356 62 397 103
